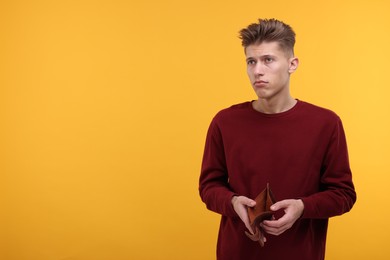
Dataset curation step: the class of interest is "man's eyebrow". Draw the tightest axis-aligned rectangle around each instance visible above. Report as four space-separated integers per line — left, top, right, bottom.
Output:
261 54 276 58
246 54 276 61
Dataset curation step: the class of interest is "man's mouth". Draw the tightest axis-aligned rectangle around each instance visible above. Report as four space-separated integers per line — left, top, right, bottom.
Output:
254 80 268 87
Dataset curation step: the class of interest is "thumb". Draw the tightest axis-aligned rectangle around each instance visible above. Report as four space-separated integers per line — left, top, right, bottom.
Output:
242 197 256 207
270 200 289 211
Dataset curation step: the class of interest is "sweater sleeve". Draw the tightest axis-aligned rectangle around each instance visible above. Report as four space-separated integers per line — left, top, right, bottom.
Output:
301 117 356 219
199 118 238 217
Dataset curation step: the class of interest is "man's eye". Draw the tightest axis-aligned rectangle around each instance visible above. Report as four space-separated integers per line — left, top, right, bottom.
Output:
265 57 273 63
247 60 256 65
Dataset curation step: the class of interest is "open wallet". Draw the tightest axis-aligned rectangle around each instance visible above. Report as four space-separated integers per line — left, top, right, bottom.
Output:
244 183 276 247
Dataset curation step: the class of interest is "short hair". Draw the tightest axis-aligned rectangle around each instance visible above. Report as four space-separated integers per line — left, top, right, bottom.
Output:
239 18 296 55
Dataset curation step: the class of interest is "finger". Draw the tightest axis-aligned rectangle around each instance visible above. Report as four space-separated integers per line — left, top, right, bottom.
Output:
235 203 254 234
246 224 255 235
261 222 287 236
265 227 286 236
262 215 293 235
241 212 254 234
264 217 287 226
270 199 290 211
241 197 256 207
259 231 265 247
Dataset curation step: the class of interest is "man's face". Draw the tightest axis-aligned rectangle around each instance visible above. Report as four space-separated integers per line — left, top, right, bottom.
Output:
245 41 298 101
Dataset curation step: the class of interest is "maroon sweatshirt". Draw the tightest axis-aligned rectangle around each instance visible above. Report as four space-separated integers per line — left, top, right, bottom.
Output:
199 100 356 260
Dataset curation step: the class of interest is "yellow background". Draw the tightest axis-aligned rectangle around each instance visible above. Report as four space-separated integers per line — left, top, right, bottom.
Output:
1 0 389 259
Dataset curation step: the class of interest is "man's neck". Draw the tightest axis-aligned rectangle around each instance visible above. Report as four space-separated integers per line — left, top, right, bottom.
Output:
253 96 297 114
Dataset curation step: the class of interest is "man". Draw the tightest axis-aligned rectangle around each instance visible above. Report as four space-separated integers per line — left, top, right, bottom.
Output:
199 19 356 260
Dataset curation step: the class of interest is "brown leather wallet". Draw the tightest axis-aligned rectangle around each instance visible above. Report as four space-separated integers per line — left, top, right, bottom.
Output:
244 183 276 247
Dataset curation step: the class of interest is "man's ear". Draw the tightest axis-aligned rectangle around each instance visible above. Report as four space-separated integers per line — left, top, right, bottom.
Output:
288 57 299 74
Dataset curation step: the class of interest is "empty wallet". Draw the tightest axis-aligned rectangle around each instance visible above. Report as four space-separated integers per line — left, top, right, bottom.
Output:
244 183 276 247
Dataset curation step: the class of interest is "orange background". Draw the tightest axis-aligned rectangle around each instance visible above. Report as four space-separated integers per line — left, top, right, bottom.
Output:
1 0 389 259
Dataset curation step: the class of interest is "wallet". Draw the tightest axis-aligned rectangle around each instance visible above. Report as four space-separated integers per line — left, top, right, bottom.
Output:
244 183 276 247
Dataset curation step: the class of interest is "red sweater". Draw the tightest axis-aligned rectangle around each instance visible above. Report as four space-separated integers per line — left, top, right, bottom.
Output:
199 100 356 260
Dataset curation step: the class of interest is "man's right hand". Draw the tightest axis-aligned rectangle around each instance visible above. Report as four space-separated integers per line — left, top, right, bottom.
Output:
231 196 256 235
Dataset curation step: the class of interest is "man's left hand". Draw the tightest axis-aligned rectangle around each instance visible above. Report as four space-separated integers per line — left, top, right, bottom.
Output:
261 199 304 236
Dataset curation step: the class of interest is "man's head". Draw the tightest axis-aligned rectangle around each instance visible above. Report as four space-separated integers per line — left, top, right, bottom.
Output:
239 19 299 104
239 19 296 57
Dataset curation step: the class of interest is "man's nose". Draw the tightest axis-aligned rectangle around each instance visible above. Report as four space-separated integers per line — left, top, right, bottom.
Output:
254 63 265 76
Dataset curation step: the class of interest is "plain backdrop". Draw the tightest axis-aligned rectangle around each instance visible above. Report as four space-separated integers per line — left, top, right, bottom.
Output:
1 0 389 259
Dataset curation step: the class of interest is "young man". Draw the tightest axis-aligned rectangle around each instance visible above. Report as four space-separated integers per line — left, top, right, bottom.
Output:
199 19 356 260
